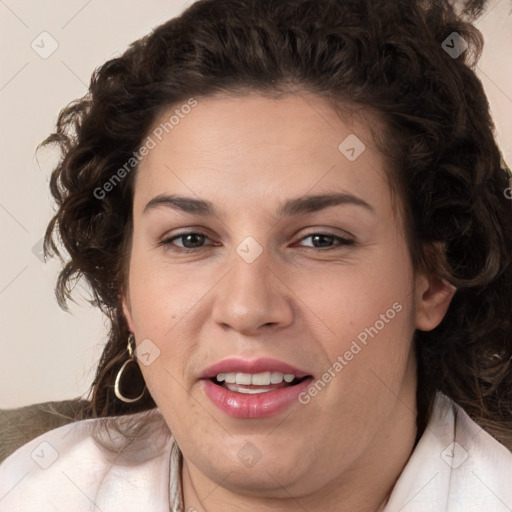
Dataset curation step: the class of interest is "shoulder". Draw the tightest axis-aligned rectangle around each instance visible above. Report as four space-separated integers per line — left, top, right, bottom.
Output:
384 393 512 512
0 408 174 512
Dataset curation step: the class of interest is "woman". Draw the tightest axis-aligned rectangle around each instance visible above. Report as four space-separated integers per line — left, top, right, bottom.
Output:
1 0 511 510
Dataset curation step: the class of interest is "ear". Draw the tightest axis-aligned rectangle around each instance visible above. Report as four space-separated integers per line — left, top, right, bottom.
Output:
121 293 135 333
414 273 456 331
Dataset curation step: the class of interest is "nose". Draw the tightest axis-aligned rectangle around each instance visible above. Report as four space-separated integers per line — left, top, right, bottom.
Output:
211 245 294 335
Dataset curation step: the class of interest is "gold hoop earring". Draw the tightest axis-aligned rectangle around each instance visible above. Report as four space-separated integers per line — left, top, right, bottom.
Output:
114 333 146 403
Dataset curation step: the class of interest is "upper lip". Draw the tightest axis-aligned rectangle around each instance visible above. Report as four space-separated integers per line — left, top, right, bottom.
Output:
200 357 313 379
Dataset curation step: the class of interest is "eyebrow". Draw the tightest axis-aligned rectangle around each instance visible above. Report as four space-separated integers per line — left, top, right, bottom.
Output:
143 192 375 218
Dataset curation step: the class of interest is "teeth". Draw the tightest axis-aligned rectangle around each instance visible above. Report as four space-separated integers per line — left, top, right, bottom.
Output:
236 373 253 385
225 384 275 394
270 372 284 384
216 372 296 385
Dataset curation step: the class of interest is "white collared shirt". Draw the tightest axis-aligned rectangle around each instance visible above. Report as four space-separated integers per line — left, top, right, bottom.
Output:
1 393 511 511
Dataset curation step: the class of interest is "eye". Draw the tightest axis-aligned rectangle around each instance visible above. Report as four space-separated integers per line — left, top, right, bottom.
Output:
296 233 354 251
160 232 215 252
159 231 354 253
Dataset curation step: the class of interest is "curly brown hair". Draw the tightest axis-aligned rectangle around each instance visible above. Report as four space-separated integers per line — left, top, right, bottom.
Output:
42 0 512 448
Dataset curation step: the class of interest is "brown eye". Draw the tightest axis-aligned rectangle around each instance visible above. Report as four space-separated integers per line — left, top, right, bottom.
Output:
297 233 354 250
160 232 213 252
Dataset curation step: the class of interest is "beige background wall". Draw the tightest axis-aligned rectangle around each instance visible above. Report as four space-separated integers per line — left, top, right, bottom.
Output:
0 0 511 408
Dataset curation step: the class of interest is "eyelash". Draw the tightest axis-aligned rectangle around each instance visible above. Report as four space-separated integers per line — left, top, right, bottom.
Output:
159 231 354 253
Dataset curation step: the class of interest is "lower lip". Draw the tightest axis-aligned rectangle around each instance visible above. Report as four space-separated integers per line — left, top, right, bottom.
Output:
201 377 313 419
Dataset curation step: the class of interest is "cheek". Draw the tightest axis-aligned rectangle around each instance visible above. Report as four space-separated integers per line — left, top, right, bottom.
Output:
309 240 415 383
127 243 208 337
311 255 412 340
125 251 204 401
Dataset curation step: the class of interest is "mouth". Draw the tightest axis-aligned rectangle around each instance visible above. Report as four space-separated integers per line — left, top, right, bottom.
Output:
208 372 311 394
199 357 314 418
200 357 313 393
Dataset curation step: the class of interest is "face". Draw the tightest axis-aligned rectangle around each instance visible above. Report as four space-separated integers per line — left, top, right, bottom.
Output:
122 92 454 501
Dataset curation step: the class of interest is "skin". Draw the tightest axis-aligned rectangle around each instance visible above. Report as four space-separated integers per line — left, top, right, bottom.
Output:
122 92 455 512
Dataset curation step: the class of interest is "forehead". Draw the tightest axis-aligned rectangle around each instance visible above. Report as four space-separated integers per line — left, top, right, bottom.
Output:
132 93 390 217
